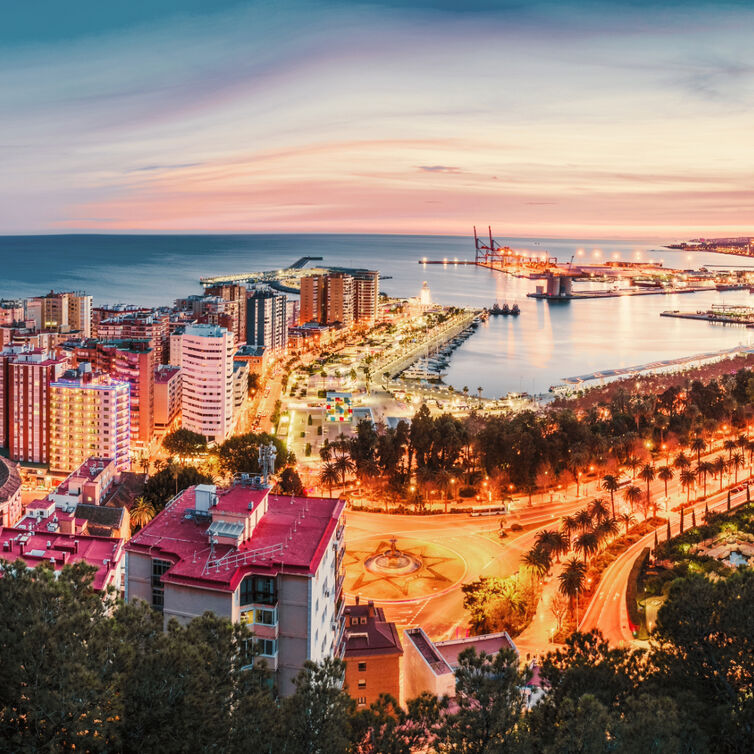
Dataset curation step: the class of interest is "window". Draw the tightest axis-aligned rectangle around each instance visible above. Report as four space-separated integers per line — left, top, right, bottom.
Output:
357 697 366 706
358 679 366 689
358 662 366 672
240 575 277 606
151 559 170 612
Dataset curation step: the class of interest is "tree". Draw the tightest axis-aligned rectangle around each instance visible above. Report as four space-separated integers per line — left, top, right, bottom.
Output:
638 464 655 515
730 451 744 483
281 658 354 754
535 529 569 563
618 511 636 535
523 545 552 583
673 451 691 470
163 428 207 459
558 558 587 622
714 455 728 490
438 648 529 754
319 462 340 497
550 592 570 632
602 474 619 518
574 531 599 562
690 435 707 464
278 467 304 496
213 433 291 476
623 485 642 513
680 468 696 503
142 463 213 511
588 498 609 523
625 455 641 479
130 496 156 530
657 465 674 499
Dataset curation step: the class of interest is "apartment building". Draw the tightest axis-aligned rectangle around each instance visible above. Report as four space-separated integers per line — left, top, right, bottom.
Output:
178 324 235 443
125 481 346 692
246 288 288 353
154 365 182 430
25 291 92 337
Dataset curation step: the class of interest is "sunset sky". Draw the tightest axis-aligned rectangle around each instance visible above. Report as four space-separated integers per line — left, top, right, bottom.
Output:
2 0 753 238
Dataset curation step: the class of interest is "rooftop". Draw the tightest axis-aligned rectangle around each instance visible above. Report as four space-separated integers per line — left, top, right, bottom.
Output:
155 365 181 383
126 485 344 591
183 323 228 338
434 631 518 669
344 601 403 658
405 627 454 677
0 457 21 503
0 526 123 591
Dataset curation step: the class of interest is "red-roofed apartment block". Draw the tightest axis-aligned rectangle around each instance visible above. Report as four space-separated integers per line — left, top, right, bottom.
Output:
49 457 118 508
344 598 403 708
125 481 346 692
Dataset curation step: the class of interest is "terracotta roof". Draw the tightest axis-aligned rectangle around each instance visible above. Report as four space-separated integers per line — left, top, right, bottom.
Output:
0 457 21 503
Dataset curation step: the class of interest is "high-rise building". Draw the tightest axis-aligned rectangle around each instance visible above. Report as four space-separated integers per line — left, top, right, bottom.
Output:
0 347 67 464
25 291 92 337
49 366 131 473
125 481 346 693
325 273 354 327
246 288 288 353
62 339 154 445
179 324 235 443
299 271 378 327
352 270 379 324
154 365 182 431
205 284 248 344
95 312 169 364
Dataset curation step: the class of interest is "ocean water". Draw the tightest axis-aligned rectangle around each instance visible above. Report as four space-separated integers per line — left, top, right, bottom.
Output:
1 233 752 396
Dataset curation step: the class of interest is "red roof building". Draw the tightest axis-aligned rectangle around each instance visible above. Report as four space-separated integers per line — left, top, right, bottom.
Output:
125 481 346 693
343 598 403 708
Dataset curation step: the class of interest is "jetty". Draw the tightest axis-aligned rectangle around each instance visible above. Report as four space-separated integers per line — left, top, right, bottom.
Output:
661 305 754 327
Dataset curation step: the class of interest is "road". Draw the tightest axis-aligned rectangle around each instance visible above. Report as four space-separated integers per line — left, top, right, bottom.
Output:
579 484 750 644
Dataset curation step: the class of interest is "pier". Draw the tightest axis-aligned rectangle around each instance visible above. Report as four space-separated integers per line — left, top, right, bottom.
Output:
661 305 754 327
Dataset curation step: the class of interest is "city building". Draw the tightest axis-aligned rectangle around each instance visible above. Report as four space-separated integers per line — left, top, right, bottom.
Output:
343 599 403 708
178 324 235 443
234 345 270 377
25 291 92 337
95 311 169 364
19 496 130 540
0 346 67 464
154 365 182 431
246 288 288 353
0 301 25 327
233 360 250 416
299 271 378 327
49 366 131 473
63 339 155 445
403 628 518 703
0 456 22 528
125 481 346 692
0 515 124 593
48 457 118 508
205 284 248 344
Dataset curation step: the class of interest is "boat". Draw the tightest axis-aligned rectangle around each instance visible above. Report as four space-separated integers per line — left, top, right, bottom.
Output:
501 303 510 315
716 282 746 291
489 303 503 315
511 304 520 316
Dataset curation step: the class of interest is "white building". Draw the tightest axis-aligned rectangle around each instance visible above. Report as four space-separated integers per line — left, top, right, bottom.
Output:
179 324 235 443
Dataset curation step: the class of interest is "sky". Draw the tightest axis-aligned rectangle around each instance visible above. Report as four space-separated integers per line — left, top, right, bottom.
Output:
2 0 754 238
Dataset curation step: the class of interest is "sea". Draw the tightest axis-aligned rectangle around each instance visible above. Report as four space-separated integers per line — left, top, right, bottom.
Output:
2 233 753 398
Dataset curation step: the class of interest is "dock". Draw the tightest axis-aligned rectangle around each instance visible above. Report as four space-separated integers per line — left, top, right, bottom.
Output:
661 306 754 327
528 285 716 301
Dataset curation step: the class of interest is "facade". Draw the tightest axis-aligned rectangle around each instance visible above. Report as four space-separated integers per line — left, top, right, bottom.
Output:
343 599 402 708
1 347 67 464
205 284 248 344
125 482 346 692
178 324 235 443
0 456 22 528
154 365 182 430
64 339 155 445
96 312 169 364
299 271 378 327
234 345 270 377
246 288 288 353
48 457 118 508
49 366 131 473
232 360 250 416
25 291 92 338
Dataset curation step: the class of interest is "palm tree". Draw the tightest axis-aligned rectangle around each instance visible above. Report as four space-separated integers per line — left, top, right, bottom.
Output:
319 440 333 463
619 511 636 535
602 474 619 517
334 455 354 488
558 558 587 622
575 508 593 532
595 516 619 545
535 529 569 563
697 461 714 498
638 464 655 512
723 438 738 462
588 498 610 523
690 436 707 464
625 455 641 479
714 455 728 491
130 497 155 530
523 545 552 582
680 468 696 503
731 451 744 483
319 462 340 497
574 531 599 562
561 515 579 551
673 451 691 470
657 465 674 499
624 485 642 513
